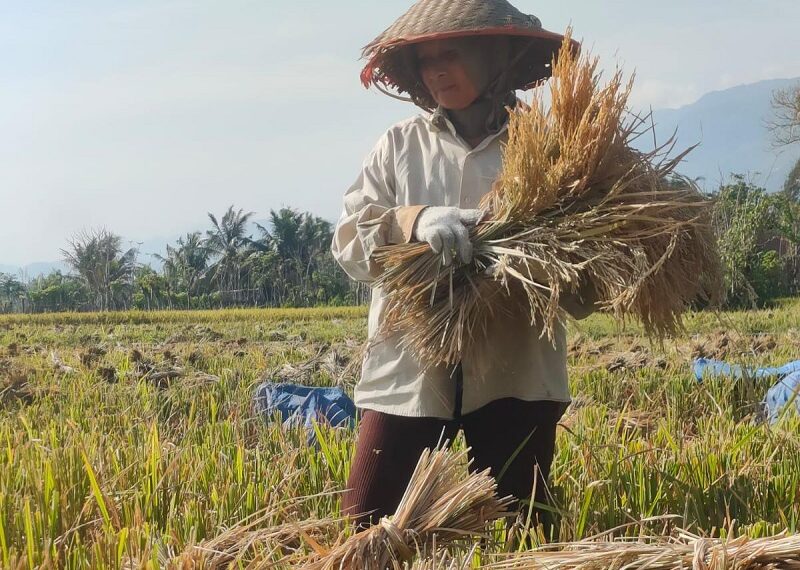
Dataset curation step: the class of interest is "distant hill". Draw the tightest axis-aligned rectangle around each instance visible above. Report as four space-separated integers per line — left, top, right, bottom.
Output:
0 262 68 280
644 77 800 192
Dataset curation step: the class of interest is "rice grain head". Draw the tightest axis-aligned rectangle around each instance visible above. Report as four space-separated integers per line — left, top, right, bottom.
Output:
373 29 723 369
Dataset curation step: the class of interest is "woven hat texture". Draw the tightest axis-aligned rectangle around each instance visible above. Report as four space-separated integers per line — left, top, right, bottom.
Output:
361 0 572 109
366 0 544 49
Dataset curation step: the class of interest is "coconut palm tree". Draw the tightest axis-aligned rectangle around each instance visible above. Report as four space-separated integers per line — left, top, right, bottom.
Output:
246 208 339 305
62 229 137 311
156 232 210 308
204 206 254 305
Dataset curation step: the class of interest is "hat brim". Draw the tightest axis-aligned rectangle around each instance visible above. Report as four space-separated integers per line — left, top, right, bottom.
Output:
361 28 579 110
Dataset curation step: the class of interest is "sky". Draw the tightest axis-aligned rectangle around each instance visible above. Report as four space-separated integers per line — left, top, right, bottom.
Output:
2 0 800 265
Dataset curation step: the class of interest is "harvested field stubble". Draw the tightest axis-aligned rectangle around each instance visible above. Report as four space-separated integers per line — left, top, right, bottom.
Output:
0 302 798 568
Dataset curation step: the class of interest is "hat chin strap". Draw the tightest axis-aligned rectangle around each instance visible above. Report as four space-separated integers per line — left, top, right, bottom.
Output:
374 81 416 103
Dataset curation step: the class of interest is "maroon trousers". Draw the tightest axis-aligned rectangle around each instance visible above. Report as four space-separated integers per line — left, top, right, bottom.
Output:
342 397 565 526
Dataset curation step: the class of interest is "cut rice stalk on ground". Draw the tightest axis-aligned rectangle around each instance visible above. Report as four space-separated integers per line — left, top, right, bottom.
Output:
171 508 342 568
169 448 510 569
300 446 512 570
485 530 800 569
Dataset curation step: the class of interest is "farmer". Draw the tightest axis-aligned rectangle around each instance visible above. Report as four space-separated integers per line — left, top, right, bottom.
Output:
331 0 595 528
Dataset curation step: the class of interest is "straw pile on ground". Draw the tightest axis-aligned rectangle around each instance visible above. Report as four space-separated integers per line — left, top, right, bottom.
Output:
486 531 800 569
171 447 510 569
301 446 511 570
170 446 800 569
171 507 342 568
373 30 723 368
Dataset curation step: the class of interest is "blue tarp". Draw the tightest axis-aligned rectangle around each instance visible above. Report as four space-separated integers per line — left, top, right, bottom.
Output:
693 358 800 424
693 358 800 382
253 382 356 443
764 372 800 424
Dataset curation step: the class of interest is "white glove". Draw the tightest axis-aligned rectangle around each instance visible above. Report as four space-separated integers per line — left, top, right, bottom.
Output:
412 207 484 266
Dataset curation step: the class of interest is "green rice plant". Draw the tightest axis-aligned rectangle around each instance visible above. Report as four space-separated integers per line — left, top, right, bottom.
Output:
0 302 797 567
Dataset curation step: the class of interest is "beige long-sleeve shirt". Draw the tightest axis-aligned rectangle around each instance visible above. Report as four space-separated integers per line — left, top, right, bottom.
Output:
332 110 589 419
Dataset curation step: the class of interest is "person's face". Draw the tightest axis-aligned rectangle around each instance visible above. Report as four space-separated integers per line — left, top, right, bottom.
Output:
415 39 484 110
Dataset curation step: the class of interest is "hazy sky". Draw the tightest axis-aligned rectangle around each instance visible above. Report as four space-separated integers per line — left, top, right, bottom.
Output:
2 0 800 265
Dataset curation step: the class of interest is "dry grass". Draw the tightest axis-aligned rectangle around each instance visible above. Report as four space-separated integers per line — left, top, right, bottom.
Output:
301 447 511 570
172 508 342 568
169 443 800 570
167 447 511 569
374 30 723 368
485 530 800 569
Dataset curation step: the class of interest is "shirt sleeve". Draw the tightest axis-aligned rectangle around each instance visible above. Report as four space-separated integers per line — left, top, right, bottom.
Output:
560 280 598 321
331 131 426 284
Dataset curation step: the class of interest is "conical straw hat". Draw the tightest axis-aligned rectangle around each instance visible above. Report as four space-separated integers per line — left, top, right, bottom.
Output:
361 0 575 110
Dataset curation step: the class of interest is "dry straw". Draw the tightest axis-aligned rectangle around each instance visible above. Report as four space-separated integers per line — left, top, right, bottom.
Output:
485 530 800 569
373 29 723 368
171 508 342 568
301 446 512 570
170 448 510 569
169 452 800 570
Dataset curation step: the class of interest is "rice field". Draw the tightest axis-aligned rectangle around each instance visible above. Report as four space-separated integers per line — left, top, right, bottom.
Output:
1 301 799 568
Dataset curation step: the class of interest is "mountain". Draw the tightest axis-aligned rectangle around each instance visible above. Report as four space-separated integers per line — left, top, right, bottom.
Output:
644 77 800 192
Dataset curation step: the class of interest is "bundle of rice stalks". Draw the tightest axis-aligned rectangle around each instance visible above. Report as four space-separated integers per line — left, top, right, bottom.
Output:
485 529 800 569
374 29 723 368
301 447 512 570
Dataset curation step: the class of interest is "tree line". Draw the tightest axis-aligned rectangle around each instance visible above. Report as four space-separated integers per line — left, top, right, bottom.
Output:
0 207 367 313
1 170 798 315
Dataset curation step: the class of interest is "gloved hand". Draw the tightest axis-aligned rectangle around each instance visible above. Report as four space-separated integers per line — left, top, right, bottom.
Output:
412 207 484 266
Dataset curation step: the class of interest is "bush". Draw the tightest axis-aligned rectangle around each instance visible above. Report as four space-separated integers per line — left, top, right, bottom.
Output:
713 175 800 307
